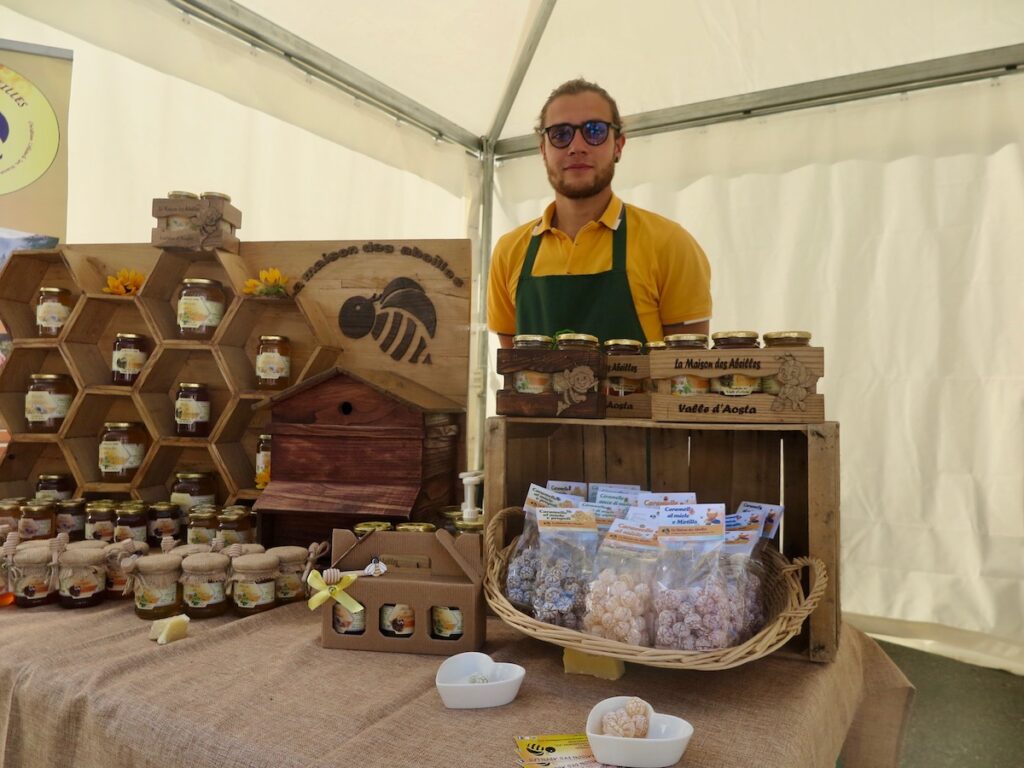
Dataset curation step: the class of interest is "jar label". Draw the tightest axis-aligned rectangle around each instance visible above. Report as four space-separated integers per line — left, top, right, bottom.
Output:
513 370 552 394
111 347 148 376
86 520 115 542
60 568 105 599
177 296 224 330
710 374 760 396
670 374 710 396
219 528 253 546
98 440 145 472
25 391 72 422
114 524 147 543
256 352 291 382
255 450 271 489
332 603 366 634
135 583 178 611
187 526 215 545
604 377 644 397
36 488 72 501
18 516 52 539
233 580 275 608
107 568 128 593
56 512 86 534
14 572 51 600
149 517 181 539
431 607 464 638
380 604 415 635
170 492 216 514
36 300 70 329
184 581 226 608
167 215 195 231
276 572 303 600
174 398 210 426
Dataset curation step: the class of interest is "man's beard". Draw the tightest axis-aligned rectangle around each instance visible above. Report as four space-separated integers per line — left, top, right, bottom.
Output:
547 159 615 200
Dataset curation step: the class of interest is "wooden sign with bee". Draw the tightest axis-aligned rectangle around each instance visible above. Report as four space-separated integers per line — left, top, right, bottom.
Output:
239 239 470 407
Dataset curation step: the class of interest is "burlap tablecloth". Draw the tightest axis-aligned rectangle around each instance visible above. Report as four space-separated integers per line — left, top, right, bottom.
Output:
0 602 912 768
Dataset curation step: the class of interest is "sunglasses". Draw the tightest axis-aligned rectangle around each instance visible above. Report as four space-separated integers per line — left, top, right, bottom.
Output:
540 120 620 149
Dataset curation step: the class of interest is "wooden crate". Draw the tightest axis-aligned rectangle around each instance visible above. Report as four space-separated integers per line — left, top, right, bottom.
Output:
495 348 605 418
483 415 840 663
604 352 650 419
151 195 242 253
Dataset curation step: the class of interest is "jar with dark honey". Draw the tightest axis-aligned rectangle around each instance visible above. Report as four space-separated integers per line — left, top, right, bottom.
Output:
11 546 55 607
85 503 116 542
36 287 72 337
439 506 463 536
511 334 553 394
513 334 552 350
0 499 22 533
105 540 149 598
98 422 148 481
148 502 183 547
256 336 291 390
761 331 812 395
217 510 253 545
602 338 644 396
57 549 106 609
171 472 216 513
255 434 271 490
174 383 211 437
187 510 218 545
231 553 279 616
181 552 231 618
111 333 149 385
56 498 87 541
130 554 183 620
664 333 710 396
18 501 56 541
35 473 73 501
555 332 599 351
176 278 226 340
380 604 415 637
430 606 464 640
25 373 74 433
114 505 148 543
710 331 761 396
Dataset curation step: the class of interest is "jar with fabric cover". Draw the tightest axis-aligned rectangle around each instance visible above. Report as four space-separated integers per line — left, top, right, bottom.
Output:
11 546 56 607
230 553 279 616
57 548 107 608
161 543 211 559
181 552 231 618
66 540 107 551
126 554 183 619
104 540 150 598
265 546 308 604
221 543 265 558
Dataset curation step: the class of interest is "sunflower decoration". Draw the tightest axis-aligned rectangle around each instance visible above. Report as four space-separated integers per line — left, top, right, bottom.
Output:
243 267 290 297
102 269 145 296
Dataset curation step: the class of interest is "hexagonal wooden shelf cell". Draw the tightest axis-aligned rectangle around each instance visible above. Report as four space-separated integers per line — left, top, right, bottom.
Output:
0 249 103 343
0 439 79 499
211 393 270 499
136 347 232 439
136 249 247 344
216 297 319 395
134 442 232 505
62 294 158 388
0 346 80 437
62 391 155 493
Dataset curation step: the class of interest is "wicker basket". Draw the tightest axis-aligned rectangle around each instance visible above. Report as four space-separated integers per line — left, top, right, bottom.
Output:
484 507 828 671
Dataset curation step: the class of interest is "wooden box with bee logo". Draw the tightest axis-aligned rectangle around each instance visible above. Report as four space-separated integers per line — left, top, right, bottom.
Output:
151 194 242 253
252 366 463 547
496 348 606 419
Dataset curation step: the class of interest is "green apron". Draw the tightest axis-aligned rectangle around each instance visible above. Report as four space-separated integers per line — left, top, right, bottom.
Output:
514 205 647 343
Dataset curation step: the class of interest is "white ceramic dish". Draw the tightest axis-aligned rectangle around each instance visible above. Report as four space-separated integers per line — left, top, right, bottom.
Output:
435 652 525 709
586 696 694 768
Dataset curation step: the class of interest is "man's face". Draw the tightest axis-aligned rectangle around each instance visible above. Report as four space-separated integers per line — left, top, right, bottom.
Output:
540 91 625 200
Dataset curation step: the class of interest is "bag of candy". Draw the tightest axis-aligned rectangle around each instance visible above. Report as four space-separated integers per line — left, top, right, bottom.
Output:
531 508 599 629
583 518 658 646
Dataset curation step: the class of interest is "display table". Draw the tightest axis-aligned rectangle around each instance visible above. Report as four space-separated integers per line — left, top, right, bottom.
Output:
0 604 912 768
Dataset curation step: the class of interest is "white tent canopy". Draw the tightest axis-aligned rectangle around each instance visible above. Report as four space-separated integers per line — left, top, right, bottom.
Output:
2 0 1023 673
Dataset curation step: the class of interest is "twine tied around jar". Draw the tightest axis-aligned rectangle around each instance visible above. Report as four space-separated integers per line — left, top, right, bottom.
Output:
211 534 226 553
2 530 18 590
161 536 179 554
121 555 181 596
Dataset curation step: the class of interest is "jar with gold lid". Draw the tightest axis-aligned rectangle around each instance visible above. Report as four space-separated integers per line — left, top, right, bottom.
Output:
98 422 148 481
171 472 216 513
761 331 812 395
176 278 226 340
114 505 148 543
217 510 253 545
230 553 279 616
111 333 149 385
510 334 553 394
256 336 291 390
148 502 183 547
255 434 271 490
35 473 73 501
56 498 87 542
25 373 74 433
187 510 218 545
664 333 710 396
18 501 56 541
710 331 761 396
166 190 199 230
57 548 106 609
353 521 392 537
265 546 308 604
602 338 644 396
11 546 56 607
127 554 183 620
555 332 599 351
36 287 72 337
396 522 436 533
454 518 484 536
0 499 21 533
174 383 211 437
439 506 463 536
201 192 235 237
104 540 149 598
85 504 116 542
181 552 231 618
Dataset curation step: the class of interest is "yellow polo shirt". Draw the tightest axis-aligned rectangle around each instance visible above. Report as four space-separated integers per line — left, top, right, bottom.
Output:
487 195 711 341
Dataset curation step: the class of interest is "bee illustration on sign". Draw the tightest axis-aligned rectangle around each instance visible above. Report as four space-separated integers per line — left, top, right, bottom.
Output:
338 277 437 364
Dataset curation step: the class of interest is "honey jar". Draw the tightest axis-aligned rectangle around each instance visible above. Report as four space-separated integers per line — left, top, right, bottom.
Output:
85 503 116 542
187 510 218 545
555 332 599 351
332 601 366 635
104 540 149 598
57 548 107 609
114 505 148 543
171 472 217 513
439 506 464 536
396 522 436 533
98 422 148 481
25 373 74 433
217 510 253 545
35 473 73 501
174 383 211 437
454 518 484 536
176 278 226 340
181 552 231 618
256 335 291 390
664 333 710 396
200 192 235 237
148 502 183 547
380 604 415 637
511 334 553 394
56 498 87 541
353 521 392 537
265 546 308 604
18 500 56 541
711 331 761 396
0 499 22 533
761 331 812 395
230 553 279 616
128 554 184 620
602 338 644 396
430 606 464 640
255 434 271 490
36 286 72 337
11 546 56 607
111 333 149 385
166 191 199 230
66 540 107 551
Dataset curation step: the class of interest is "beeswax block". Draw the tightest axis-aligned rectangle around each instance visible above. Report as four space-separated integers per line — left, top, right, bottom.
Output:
148 614 190 643
157 614 190 645
563 648 625 680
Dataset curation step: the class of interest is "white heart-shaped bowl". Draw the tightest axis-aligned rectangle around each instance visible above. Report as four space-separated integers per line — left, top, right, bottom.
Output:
435 652 525 709
586 696 694 768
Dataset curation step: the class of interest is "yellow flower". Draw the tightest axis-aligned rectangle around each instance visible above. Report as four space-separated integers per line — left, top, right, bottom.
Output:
249 267 289 297
259 267 287 287
102 268 145 295
243 278 264 295
104 276 126 295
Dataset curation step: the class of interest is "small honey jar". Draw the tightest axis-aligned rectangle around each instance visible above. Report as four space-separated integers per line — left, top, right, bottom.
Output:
111 333 149 385
128 554 184 620
511 334 553 394
176 278 226 340
57 548 107 609
25 373 74 433
230 553 280 616
256 335 291 390
36 287 72 337
181 552 231 618
174 383 211 437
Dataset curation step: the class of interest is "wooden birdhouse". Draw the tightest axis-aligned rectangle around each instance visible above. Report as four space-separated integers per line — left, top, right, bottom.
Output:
252 366 463 547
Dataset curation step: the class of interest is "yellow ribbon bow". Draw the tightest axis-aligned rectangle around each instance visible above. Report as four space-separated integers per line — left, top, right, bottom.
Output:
306 570 363 613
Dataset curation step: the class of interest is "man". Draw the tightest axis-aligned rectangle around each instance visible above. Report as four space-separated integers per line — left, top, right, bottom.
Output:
487 79 711 346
